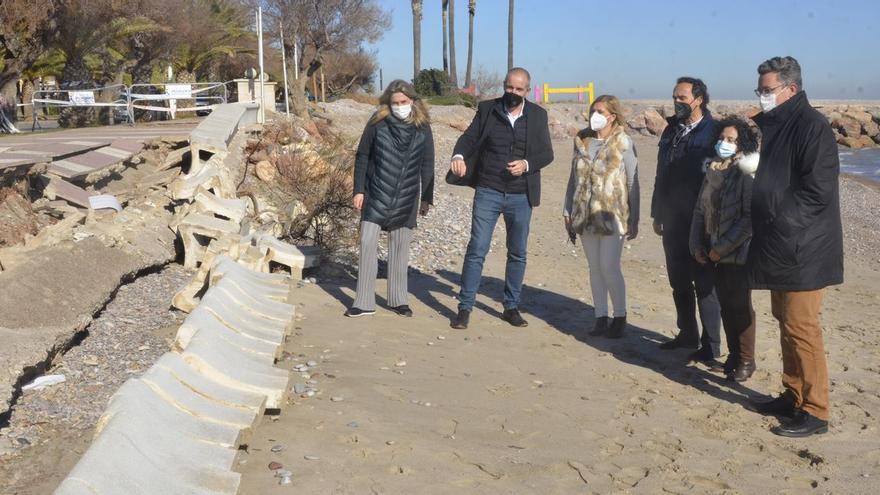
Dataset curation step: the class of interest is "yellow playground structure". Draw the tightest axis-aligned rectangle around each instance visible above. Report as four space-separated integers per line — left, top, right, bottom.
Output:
538 82 595 105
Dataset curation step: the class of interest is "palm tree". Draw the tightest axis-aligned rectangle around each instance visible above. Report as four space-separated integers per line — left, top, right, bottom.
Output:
465 0 475 88
507 0 514 70
412 0 422 81
441 0 448 75
448 0 458 86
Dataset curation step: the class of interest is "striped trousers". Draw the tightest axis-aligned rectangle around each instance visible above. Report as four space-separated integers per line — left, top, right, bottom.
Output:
353 221 413 310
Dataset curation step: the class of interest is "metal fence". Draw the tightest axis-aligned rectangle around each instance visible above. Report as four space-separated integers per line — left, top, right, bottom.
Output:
28 82 229 129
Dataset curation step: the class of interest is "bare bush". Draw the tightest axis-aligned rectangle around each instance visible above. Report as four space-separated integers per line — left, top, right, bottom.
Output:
473 65 502 100
249 120 358 254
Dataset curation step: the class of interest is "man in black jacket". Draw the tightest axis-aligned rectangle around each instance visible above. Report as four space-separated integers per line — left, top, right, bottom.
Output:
746 56 843 438
652 77 722 363
446 67 554 329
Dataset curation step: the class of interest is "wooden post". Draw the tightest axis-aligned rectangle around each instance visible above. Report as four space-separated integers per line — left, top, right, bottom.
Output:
320 67 326 103
312 74 318 102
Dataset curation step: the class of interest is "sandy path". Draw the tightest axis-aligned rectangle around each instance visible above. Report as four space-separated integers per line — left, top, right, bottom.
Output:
236 135 879 494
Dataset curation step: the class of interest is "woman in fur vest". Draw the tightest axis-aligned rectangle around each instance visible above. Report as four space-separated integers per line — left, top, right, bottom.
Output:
689 116 759 381
563 95 640 338
347 79 435 318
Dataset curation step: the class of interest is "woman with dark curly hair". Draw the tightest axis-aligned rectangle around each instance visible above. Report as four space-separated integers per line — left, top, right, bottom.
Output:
347 79 435 318
689 116 760 381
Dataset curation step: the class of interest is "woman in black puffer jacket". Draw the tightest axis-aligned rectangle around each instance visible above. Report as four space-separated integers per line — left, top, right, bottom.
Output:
347 80 435 318
690 116 760 382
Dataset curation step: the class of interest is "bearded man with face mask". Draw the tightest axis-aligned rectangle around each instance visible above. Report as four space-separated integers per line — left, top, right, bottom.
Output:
651 77 723 365
746 56 842 438
446 67 554 330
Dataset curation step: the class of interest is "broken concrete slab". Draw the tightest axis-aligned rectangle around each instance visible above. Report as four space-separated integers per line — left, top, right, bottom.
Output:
177 213 243 269
158 146 190 172
210 255 290 287
174 305 284 360
43 176 93 209
151 353 266 415
178 331 290 409
0 236 173 412
194 190 248 223
139 365 260 432
101 378 244 449
212 280 294 323
54 424 240 495
201 286 290 328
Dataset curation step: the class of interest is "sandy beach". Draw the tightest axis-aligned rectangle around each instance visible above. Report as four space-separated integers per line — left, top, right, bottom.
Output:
1 101 879 494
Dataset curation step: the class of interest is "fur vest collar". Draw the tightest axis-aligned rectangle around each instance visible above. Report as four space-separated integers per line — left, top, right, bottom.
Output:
570 126 630 236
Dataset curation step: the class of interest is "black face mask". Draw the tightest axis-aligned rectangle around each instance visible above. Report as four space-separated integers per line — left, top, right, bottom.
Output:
674 101 692 120
502 91 524 109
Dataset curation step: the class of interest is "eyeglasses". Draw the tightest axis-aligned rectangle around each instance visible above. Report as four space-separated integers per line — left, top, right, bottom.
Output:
754 83 788 97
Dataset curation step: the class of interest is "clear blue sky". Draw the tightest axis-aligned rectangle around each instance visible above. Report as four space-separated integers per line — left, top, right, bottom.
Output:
370 0 880 99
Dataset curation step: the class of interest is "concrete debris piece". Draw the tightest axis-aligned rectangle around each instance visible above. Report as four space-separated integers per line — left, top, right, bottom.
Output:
99 378 244 449
177 213 243 269
194 190 249 224
178 330 290 409
139 365 260 432
174 305 284 360
53 425 241 495
43 176 93 209
158 146 190 172
152 353 266 415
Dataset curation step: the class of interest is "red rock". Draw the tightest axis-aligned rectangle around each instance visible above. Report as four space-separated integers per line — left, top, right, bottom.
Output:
269 461 283 470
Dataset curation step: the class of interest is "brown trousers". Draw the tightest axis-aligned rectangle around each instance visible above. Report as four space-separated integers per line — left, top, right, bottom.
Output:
770 289 830 420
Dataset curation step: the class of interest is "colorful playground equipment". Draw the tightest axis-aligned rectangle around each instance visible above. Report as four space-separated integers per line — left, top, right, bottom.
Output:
535 82 595 105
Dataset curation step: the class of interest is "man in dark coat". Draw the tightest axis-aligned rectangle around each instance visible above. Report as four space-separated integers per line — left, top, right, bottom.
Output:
746 56 843 438
446 67 554 329
651 77 722 363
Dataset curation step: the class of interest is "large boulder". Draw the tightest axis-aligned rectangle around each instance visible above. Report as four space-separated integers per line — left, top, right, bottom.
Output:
644 109 668 136
862 120 879 138
844 109 874 126
833 116 863 138
838 136 865 149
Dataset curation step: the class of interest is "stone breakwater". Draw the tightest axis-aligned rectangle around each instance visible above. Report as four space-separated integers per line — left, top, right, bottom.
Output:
543 100 880 149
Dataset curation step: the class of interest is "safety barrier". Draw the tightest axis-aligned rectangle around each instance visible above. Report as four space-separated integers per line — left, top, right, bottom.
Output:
28 82 230 129
127 82 227 120
537 82 595 105
30 84 130 129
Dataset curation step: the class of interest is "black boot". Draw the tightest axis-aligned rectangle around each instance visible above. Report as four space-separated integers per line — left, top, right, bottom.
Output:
731 361 756 382
588 316 609 336
606 315 627 339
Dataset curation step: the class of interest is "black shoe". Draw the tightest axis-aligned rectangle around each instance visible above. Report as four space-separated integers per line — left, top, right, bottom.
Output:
771 410 829 437
730 361 756 382
688 348 717 363
748 395 796 417
345 307 375 318
659 337 698 350
588 317 609 337
390 305 413 317
451 309 470 329
606 315 627 339
722 356 738 377
501 308 528 327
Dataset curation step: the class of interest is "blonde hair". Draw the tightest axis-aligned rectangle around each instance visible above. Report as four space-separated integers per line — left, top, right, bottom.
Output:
583 94 626 137
370 79 431 127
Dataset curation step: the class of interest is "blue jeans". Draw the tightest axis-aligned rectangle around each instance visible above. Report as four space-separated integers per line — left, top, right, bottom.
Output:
458 187 532 312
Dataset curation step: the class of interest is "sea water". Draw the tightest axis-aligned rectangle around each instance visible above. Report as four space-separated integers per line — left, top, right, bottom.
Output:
840 147 880 184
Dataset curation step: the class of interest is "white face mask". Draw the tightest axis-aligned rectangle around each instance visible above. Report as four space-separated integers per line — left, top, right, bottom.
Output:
759 92 777 113
715 140 737 159
590 111 608 131
392 104 412 120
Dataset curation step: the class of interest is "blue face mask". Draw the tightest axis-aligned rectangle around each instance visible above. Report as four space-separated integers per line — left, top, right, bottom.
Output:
715 140 737 159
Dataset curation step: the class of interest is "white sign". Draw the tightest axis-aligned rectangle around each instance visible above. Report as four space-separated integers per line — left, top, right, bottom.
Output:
69 91 96 105
165 84 192 99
